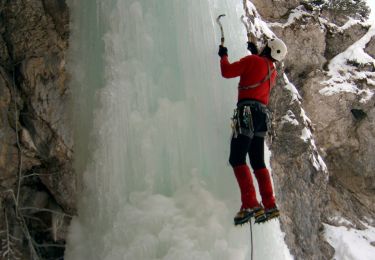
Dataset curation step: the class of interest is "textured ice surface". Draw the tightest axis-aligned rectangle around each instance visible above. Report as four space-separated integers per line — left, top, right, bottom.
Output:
65 0 292 259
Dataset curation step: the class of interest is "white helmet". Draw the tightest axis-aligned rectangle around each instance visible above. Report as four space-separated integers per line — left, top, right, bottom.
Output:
267 38 287 61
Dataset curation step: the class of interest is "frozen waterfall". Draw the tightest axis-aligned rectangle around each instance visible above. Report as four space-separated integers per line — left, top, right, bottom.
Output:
65 0 293 259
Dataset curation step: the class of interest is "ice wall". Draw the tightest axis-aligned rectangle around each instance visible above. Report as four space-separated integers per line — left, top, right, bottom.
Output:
65 0 292 259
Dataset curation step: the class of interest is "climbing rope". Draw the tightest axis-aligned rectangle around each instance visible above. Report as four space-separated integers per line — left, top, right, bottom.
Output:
242 4 255 259
249 220 254 260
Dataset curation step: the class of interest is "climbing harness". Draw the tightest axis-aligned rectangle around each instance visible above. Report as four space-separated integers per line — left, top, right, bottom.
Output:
216 14 226 46
231 99 272 139
238 58 275 91
238 2 276 94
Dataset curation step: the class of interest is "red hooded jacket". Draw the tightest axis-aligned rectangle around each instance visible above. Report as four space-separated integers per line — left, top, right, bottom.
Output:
220 54 277 105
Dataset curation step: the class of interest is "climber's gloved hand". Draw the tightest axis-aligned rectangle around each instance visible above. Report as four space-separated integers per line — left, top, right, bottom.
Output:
218 45 228 58
247 42 258 55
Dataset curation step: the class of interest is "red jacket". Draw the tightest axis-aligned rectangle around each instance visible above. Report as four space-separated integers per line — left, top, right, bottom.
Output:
220 55 277 105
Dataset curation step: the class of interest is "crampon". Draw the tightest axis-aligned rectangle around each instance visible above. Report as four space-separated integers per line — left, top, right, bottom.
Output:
254 206 280 224
234 207 265 226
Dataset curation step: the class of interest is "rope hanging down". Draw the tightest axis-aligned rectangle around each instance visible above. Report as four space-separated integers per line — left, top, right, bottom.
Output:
250 220 254 260
242 3 256 260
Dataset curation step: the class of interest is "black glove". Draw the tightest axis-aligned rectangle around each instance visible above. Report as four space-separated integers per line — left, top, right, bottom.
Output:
218 45 228 58
247 42 258 55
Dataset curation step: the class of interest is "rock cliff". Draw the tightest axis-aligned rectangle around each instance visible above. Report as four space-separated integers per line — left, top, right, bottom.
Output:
250 0 374 259
0 0 74 259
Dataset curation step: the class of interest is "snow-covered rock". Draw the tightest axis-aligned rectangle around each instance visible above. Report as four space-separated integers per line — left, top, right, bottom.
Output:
325 20 370 60
365 35 375 58
251 0 300 21
259 2 375 259
271 13 327 84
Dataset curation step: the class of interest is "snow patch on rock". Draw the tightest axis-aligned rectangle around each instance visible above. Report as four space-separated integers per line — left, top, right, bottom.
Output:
321 24 375 103
324 217 375 260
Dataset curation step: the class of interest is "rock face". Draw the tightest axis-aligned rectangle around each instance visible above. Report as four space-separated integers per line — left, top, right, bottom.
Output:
365 36 375 58
252 0 300 21
268 75 331 259
325 23 370 60
302 71 375 222
271 14 326 84
0 1 74 259
256 1 375 259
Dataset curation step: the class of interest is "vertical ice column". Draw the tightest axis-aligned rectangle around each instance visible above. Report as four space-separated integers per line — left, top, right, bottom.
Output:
65 0 293 259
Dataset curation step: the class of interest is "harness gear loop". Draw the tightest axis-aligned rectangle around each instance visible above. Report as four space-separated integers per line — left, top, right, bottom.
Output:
231 105 255 139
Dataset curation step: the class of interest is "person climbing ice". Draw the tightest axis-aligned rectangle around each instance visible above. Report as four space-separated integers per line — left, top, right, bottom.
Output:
218 38 287 225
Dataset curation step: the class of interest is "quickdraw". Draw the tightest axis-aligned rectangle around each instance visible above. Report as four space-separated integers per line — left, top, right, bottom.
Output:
231 105 254 138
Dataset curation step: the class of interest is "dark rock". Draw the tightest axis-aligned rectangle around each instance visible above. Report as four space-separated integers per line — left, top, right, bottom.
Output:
351 108 367 120
365 36 375 59
42 0 69 40
0 68 18 188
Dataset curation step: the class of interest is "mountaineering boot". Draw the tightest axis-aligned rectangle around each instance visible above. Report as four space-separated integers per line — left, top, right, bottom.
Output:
255 206 280 224
233 165 259 210
254 168 276 210
234 207 264 226
265 206 280 221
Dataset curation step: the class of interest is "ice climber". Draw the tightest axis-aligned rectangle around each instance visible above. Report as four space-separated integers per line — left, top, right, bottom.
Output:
218 38 287 225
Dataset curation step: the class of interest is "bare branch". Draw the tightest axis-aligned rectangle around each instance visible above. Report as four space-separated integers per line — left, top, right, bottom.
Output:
19 207 73 218
32 241 66 248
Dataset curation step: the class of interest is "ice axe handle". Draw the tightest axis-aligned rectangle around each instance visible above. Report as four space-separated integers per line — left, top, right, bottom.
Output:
216 14 226 47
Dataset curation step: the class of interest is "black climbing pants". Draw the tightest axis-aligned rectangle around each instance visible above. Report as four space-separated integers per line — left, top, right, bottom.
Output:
229 100 271 170
229 134 266 170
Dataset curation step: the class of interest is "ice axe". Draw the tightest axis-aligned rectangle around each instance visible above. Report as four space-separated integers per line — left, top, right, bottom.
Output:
216 14 226 46
241 15 256 44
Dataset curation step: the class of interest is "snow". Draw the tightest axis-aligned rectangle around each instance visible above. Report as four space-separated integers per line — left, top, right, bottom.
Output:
301 127 312 142
281 110 299 126
366 0 375 22
242 0 275 40
283 74 302 104
269 6 309 28
324 218 375 260
320 23 375 103
280 73 327 173
327 216 355 227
